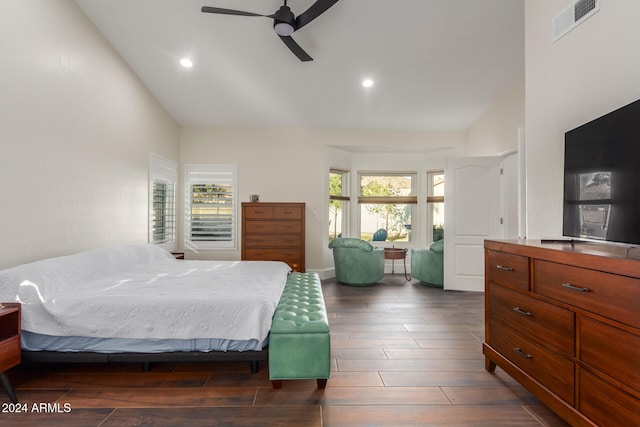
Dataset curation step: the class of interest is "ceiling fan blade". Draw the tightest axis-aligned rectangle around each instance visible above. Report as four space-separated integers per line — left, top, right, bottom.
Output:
201 6 273 18
294 0 339 30
278 35 313 62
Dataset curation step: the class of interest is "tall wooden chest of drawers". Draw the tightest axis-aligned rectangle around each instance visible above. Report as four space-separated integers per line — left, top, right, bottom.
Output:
241 202 305 272
483 240 640 427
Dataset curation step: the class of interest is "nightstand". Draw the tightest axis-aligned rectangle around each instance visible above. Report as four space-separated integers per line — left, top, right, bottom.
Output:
0 303 20 403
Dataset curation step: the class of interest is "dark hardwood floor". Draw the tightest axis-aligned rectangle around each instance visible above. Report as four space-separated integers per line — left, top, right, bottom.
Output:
2 275 569 426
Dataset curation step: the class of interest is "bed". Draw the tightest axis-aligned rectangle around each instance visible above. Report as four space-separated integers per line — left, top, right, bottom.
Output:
0 245 291 370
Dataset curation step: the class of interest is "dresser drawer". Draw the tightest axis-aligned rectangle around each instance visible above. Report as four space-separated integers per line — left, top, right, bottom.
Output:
579 316 640 391
489 282 574 355
489 319 574 404
579 368 640 427
244 235 302 248
486 250 530 291
244 221 302 234
243 249 302 272
534 260 640 328
244 248 302 261
273 206 302 219
244 205 274 218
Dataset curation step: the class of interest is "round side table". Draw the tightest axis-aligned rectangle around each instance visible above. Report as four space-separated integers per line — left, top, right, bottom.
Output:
383 247 410 281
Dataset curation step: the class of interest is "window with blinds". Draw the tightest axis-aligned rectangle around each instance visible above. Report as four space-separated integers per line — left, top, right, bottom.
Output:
149 154 177 250
185 164 237 250
358 172 417 242
151 180 176 244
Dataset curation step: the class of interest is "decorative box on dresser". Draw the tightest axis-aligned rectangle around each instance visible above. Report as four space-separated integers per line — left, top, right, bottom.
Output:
0 303 21 403
241 202 305 272
483 240 640 427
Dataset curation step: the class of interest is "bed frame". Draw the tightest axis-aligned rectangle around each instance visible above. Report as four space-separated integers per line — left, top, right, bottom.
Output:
20 272 328 386
21 348 268 373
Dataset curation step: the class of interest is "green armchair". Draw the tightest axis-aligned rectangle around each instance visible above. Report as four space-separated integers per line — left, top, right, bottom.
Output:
328 238 384 286
411 239 444 288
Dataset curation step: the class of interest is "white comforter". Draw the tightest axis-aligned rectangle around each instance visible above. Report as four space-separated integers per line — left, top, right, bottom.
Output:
0 245 291 344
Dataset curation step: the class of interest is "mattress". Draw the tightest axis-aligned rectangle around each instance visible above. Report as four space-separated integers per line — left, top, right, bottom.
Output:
21 331 267 353
0 245 291 353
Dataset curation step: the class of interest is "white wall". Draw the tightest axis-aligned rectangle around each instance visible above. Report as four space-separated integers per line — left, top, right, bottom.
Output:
179 127 327 266
466 74 525 156
0 0 179 269
180 127 466 274
525 0 640 239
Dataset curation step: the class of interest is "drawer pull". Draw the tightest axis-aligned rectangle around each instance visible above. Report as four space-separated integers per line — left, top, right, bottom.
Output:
561 282 590 293
513 347 532 359
496 265 513 271
512 307 532 317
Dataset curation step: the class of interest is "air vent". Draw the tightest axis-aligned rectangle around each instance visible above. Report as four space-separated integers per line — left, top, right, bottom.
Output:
553 0 600 42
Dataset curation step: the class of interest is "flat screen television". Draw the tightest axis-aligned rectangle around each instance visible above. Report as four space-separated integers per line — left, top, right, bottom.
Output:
563 98 640 247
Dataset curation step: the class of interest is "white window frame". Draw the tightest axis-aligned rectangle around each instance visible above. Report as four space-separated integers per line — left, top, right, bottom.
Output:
329 168 350 241
427 170 445 244
184 164 237 250
148 153 177 251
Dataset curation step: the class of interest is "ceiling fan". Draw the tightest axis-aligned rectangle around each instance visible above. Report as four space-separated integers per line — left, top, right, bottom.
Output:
201 0 339 62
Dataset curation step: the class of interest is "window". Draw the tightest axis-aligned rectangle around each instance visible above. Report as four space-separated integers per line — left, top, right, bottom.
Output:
185 164 237 250
329 169 349 241
358 172 416 242
149 154 177 250
427 171 445 243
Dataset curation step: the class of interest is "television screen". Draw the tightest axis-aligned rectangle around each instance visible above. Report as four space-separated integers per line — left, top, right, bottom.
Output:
563 99 640 246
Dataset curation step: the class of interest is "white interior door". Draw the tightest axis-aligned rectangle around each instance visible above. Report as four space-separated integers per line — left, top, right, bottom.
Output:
444 156 503 291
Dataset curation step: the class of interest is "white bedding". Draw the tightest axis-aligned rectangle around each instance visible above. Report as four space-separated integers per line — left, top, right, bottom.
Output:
0 245 291 347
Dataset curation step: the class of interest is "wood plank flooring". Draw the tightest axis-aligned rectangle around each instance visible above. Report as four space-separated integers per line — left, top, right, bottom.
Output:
2 275 569 426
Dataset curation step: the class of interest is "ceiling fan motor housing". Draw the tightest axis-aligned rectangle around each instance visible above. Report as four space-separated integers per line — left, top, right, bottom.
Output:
201 0 340 61
274 5 295 36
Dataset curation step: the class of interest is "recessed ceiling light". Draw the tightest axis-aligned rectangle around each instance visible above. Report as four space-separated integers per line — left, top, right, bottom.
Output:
180 58 193 68
362 79 374 88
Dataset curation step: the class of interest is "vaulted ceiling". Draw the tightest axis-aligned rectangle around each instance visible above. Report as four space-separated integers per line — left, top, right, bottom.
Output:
75 0 524 130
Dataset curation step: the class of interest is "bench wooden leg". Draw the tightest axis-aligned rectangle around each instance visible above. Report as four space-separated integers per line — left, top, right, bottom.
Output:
271 380 282 389
317 379 327 389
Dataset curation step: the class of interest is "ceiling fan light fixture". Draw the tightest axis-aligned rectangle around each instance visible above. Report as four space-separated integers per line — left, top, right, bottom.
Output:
273 5 295 36
274 22 295 36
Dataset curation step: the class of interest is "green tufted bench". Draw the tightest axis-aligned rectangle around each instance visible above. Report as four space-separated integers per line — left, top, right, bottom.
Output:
269 272 330 389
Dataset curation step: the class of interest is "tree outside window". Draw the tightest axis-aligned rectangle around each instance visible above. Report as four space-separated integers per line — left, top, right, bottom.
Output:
359 173 416 242
428 171 445 242
329 169 349 241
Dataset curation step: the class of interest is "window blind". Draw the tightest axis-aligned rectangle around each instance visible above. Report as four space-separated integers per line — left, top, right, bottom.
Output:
185 164 237 250
148 154 177 249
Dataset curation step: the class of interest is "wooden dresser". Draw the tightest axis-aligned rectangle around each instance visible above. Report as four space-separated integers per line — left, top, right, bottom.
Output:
483 240 640 427
241 202 305 272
